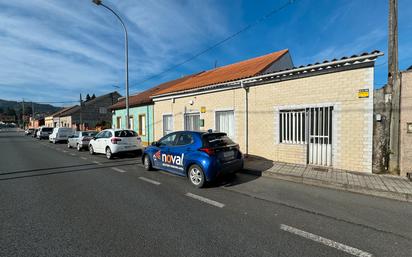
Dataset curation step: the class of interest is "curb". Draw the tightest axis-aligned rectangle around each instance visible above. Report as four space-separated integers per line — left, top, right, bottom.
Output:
240 169 412 203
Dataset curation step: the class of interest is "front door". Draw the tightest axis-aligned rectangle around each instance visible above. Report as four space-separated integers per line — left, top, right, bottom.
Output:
308 106 333 166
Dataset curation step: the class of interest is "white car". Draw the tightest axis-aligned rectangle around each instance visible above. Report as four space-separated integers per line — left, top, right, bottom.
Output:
36 126 53 140
88 129 143 159
49 127 75 144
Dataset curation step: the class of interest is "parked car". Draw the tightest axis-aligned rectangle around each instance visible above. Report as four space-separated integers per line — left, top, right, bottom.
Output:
142 131 244 188
67 131 98 151
48 127 75 144
25 128 35 135
88 129 143 159
32 129 39 138
36 126 53 139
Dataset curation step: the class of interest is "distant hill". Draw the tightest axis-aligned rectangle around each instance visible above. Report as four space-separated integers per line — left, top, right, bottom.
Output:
0 99 62 116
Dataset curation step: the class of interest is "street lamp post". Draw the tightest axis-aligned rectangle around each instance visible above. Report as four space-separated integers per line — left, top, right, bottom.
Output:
92 0 130 129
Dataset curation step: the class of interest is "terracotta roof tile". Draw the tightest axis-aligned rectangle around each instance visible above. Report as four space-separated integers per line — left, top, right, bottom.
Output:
109 73 198 110
153 49 288 96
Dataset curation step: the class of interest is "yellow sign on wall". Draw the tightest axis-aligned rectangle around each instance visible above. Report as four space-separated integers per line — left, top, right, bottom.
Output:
200 106 206 113
358 89 369 98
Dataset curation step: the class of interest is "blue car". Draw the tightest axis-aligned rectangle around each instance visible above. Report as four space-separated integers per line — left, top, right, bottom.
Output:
142 131 244 187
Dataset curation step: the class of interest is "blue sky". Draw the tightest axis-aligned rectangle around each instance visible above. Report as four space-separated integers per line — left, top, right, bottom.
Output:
0 0 410 105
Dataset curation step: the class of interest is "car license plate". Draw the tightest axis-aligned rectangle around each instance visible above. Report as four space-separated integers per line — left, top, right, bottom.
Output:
223 151 234 159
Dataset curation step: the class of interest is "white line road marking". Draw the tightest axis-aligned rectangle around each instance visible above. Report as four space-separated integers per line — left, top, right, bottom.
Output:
62 150 67 153
80 157 88 160
111 167 127 173
280 224 373 257
138 177 161 185
185 193 225 208
93 161 102 165
70 153 76 156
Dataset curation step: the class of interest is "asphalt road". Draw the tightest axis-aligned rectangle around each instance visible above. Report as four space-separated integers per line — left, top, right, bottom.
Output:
0 129 411 257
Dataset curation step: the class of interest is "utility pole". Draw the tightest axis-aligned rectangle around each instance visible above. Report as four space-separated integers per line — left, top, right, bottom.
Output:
22 99 25 129
79 94 83 131
32 102 34 128
388 0 400 173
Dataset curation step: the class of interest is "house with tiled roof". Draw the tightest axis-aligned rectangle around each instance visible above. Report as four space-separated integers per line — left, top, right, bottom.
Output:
57 91 121 130
109 75 197 145
151 49 384 174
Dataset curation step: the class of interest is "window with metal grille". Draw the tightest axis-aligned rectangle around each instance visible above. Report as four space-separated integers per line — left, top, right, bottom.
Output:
138 114 146 136
184 113 200 131
279 109 306 144
163 114 173 136
215 110 234 139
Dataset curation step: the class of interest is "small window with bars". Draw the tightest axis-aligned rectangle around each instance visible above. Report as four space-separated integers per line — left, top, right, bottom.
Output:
279 109 306 144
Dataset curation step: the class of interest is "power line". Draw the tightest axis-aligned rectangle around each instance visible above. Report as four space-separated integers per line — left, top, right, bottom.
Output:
131 0 297 89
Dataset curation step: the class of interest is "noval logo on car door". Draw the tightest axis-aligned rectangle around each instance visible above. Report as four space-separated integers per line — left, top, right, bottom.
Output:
153 150 185 171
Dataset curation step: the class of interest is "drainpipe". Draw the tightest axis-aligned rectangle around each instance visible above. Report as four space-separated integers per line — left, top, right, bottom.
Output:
147 105 149 146
241 81 249 157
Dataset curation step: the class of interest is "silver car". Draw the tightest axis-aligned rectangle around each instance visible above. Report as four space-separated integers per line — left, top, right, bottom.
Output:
67 131 98 151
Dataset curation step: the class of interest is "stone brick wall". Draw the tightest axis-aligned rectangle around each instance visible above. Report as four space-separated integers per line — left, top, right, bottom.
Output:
154 67 374 173
400 70 412 176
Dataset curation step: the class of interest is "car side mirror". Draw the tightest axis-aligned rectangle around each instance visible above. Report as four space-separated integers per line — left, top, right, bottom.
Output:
151 141 158 146
92 136 96 140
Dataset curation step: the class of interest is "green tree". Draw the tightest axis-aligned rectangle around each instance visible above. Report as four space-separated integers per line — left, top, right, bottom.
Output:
86 94 91 101
91 94 96 99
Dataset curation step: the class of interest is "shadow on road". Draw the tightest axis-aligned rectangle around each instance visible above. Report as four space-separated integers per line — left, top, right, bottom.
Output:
0 161 139 181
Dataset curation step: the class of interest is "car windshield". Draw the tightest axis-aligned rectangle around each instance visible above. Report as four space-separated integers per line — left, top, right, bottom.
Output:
114 130 137 137
202 133 235 147
83 131 97 137
42 128 53 132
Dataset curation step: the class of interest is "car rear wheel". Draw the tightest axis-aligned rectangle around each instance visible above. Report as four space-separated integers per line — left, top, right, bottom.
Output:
89 145 95 155
77 144 82 151
143 154 153 171
188 164 205 188
106 147 112 159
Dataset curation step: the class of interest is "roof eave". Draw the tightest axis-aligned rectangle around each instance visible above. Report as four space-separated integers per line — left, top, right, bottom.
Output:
152 51 384 100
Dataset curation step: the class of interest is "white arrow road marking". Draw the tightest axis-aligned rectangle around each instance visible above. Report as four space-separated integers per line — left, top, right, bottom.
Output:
70 153 76 156
185 193 225 208
138 177 161 185
111 167 127 173
93 161 102 165
280 224 373 257
80 157 87 160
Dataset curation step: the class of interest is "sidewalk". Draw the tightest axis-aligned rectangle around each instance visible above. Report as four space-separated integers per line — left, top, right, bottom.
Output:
242 157 412 202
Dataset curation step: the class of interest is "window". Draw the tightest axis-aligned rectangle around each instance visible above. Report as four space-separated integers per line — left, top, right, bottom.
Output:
202 133 235 147
175 133 194 146
279 109 306 144
138 114 146 136
159 133 177 146
115 130 137 137
163 114 173 136
215 110 234 139
184 113 200 131
129 116 134 130
116 116 121 129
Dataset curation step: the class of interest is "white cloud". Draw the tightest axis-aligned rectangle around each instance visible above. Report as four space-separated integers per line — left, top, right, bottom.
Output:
0 0 231 103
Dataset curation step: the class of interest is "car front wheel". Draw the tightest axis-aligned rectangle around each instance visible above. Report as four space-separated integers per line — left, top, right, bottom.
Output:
188 164 205 188
77 144 82 151
143 154 152 171
67 142 71 148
